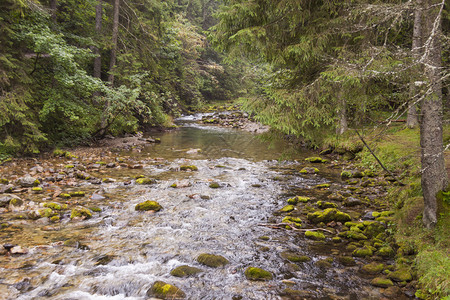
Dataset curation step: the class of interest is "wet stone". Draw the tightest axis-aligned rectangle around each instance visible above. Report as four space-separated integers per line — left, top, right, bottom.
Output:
170 265 203 277
147 281 185 299
196 253 229 267
244 267 273 281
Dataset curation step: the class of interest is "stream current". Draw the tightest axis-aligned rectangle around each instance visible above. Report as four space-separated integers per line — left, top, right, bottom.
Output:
1 115 387 299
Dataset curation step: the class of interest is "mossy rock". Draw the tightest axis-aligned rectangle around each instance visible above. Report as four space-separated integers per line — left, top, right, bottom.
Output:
338 231 368 240
282 216 302 228
147 281 185 299
50 216 60 222
332 237 342 243
53 149 67 157
170 265 203 277
362 262 384 274
307 208 351 224
299 167 319 174
316 201 337 209
377 246 395 258
136 178 157 185
287 196 310 204
258 236 270 241
352 246 373 257
363 222 385 238
305 230 325 240
170 183 177 188
370 277 394 288
90 206 102 212
340 170 353 179
0 178 9 184
244 267 273 281
39 208 56 218
305 157 327 163
280 251 311 263
196 253 229 267
43 202 62 210
209 182 220 189
180 165 198 171
315 259 333 268
32 187 43 193
315 183 331 189
345 222 365 229
388 269 412 282
337 256 356 266
64 164 75 169
69 191 85 197
9 197 23 207
70 207 92 219
135 200 162 212
280 205 295 213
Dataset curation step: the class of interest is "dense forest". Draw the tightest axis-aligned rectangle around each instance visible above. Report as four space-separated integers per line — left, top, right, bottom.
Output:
0 0 449 298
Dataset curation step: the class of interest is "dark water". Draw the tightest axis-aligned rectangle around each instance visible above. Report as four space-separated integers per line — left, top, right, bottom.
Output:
0 116 385 299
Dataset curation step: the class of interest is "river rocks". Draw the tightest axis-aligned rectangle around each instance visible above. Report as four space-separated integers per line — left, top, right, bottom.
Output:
343 197 362 207
282 216 302 228
17 175 39 187
299 167 319 174
209 182 220 189
315 183 330 189
370 277 394 288
361 262 384 274
279 205 295 213
135 200 162 212
179 165 198 171
307 208 351 224
70 206 92 219
0 194 21 207
196 253 229 267
10 246 29 255
280 251 311 263
304 230 325 240
170 265 203 277
43 202 63 210
244 267 273 281
305 157 327 163
0 184 14 193
337 256 356 266
388 269 412 282
147 281 185 299
316 201 337 209
287 196 310 204
352 246 374 257
377 246 395 258
136 178 157 185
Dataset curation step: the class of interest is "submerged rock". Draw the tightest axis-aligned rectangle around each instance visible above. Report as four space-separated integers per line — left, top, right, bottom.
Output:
135 200 162 212
196 253 229 267
147 281 185 299
280 251 311 263
170 265 203 277
244 267 273 281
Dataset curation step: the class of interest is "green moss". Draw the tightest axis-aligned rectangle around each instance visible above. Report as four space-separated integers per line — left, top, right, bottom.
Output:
258 236 270 241
170 265 203 277
299 167 319 174
147 281 185 299
345 222 365 229
10 198 23 207
287 196 310 204
43 202 62 210
370 277 394 288
0 178 9 184
332 237 342 243
170 183 177 188
316 201 337 209
53 149 66 157
352 246 373 257
70 207 92 219
39 208 55 218
50 216 60 222
305 157 327 163
180 165 198 171
305 230 325 240
315 259 333 268
280 251 311 263
69 191 85 197
95 161 106 165
90 206 102 212
338 231 368 240
136 178 156 185
33 179 40 186
31 187 43 192
59 193 71 199
280 205 295 213
64 164 74 168
341 170 352 179
209 182 220 188
307 208 351 224
315 183 330 189
244 267 273 281
196 253 229 267
362 262 384 274
377 246 395 258
282 216 302 228
135 200 162 212
388 269 412 282
337 256 356 266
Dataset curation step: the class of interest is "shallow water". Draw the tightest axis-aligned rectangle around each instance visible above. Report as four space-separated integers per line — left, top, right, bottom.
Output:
0 116 392 299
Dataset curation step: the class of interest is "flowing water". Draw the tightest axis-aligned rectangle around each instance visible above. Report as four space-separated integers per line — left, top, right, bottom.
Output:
0 116 392 299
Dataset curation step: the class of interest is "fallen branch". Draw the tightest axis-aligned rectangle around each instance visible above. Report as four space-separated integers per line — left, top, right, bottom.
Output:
258 223 334 234
354 128 405 186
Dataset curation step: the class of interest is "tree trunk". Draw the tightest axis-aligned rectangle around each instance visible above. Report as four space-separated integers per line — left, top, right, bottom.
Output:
336 93 348 135
108 0 120 85
407 0 423 128
50 0 57 23
420 0 447 229
94 0 102 79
